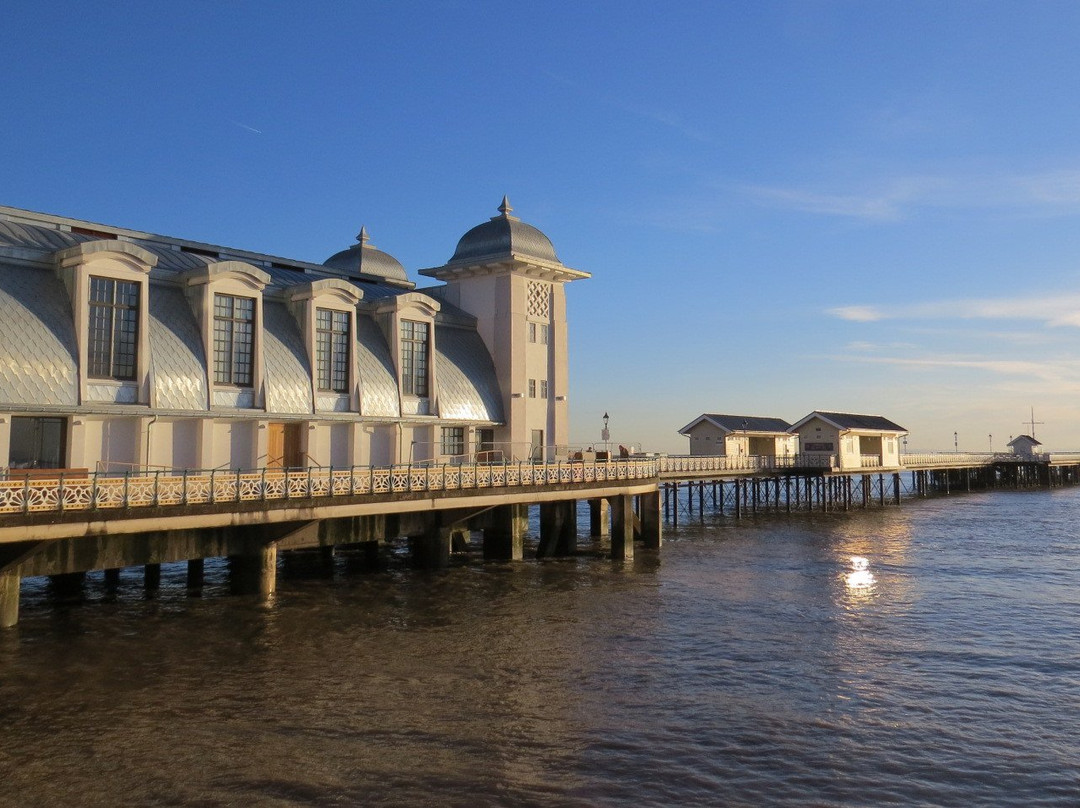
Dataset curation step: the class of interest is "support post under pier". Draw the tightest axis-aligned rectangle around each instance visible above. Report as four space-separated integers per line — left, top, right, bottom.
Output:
538 500 577 558
0 571 19 629
483 504 527 561
638 490 662 549
610 495 635 561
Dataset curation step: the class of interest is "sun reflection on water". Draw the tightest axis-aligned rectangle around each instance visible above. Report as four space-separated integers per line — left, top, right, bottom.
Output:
846 555 875 590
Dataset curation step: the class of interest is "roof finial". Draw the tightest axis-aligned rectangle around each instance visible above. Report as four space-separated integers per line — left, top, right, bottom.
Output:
356 226 370 245
498 195 513 216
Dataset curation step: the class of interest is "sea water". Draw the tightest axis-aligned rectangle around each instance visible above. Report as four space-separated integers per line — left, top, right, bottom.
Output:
1 487 1079 806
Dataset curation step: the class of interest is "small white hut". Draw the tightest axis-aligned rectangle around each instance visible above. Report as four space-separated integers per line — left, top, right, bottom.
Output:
1007 435 1042 459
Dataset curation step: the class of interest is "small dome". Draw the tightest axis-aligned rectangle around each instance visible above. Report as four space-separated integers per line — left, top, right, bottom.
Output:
323 227 408 282
448 197 560 265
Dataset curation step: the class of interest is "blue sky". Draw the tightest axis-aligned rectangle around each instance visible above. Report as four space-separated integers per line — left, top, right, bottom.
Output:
5 1 1080 452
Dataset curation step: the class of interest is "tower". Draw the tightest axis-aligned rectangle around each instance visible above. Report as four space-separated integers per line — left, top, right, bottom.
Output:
421 198 589 461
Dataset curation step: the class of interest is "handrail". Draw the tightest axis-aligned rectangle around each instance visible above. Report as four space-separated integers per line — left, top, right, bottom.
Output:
0 458 660 515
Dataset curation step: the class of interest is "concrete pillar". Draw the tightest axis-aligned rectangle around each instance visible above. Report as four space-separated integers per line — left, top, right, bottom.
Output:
144 563 161 593
450 526 471 554
610 495 635 561
258 545 278 597
229 544 277 597
0 571 19 629
589 498 610 537
187 558 204 590
537 500 577 558
104 568 121 589
638 490 662 549
408 517 451 569
483 503 527 561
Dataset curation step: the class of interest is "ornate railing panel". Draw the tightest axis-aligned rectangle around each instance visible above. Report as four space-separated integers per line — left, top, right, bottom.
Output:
0 459 659 516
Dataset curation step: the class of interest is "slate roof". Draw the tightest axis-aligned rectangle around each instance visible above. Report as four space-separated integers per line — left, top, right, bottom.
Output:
0 205 505 423
679 413 792 435
797 411 907 432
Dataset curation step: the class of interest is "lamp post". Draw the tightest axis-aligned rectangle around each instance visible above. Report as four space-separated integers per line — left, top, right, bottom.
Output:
989 434 993 453
601 412 610 452
954 431 958 453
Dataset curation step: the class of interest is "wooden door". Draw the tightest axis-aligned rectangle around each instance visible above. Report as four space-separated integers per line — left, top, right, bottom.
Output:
267 422 285 469
267 422 304 469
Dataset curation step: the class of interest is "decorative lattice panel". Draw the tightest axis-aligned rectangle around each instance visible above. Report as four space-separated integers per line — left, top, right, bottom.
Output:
527 281 550 318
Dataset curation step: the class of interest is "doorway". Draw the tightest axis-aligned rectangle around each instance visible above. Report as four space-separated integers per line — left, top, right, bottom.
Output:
267 422 303 469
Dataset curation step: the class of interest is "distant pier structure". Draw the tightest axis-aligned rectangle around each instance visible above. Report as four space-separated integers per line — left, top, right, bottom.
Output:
659 450 1080 526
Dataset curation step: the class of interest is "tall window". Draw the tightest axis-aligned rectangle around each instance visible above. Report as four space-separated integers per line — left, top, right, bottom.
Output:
400 319 429 396
88 276 139 380
316 308 350 392
441 426 465 456
540 379 548 399
213 294 255 386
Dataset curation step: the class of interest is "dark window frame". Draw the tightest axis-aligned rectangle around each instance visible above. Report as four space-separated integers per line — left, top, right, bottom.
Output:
316 308 351 393
213 293 256 387
87 275 140 381
401 319 429 397
441 426 465 456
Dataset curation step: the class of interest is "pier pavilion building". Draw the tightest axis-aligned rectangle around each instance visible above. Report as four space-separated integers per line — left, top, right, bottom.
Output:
0 197 588 475
677 414 796 459
789 411 906 471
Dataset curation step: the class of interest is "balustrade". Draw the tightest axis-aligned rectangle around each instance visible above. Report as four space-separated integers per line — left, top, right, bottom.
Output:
0 458 657 515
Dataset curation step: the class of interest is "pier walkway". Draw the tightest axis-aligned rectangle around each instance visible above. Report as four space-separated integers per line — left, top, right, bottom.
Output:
0 458 662 627
5 451 1079 628
658 452 1080 525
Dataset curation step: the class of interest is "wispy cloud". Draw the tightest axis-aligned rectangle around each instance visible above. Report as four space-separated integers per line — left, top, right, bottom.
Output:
542 69 712 144
743 167 1080 220
230 120 263 134
829 292 1080 327
832 353 1080 389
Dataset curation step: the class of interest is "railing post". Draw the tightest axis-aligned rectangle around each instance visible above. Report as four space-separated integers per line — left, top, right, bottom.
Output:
261 467 267 501
57 472 65 512
210 468 216 504
153 470 160 506
235 468 241 502
21 473 29 514
182 469 188 505
123 471 130 508
307 466 313 498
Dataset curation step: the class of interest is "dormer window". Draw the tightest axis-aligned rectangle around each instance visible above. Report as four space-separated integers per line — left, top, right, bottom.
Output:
88 276 139 380
401 319 429 397
316 308 350 393
284 278 363 412
53 240 156 405
179 261 270 408
213 293 255 387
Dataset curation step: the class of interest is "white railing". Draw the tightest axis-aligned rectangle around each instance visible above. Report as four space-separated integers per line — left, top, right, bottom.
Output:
860 454 882 468
659 454 834 475
901 453 996 468
0 458 659 516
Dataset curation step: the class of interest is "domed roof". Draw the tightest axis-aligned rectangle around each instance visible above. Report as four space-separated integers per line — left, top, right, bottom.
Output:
448 197 560 265
323 227 409 283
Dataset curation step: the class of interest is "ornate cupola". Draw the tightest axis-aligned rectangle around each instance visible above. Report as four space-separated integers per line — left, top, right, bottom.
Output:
323 226 414 289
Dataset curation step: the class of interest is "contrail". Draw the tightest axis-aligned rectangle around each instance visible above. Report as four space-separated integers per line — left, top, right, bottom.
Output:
230 120 263 134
